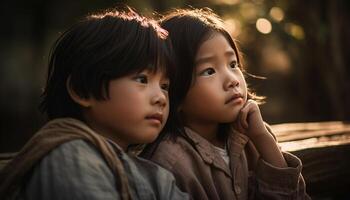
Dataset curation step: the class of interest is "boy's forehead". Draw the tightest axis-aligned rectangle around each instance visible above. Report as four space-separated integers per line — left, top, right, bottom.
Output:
140 65 170 78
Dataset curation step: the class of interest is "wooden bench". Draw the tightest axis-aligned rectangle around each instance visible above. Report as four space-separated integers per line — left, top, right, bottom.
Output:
272 121 350 199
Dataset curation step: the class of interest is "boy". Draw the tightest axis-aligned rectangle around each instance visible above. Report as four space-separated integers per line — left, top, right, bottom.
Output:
0 7 188 200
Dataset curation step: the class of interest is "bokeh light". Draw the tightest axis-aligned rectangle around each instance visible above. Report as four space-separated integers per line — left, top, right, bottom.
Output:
211 0 240 5
262 46 291 74
284 23 305 40
256 18 272 34
269 7 284 22
224 18 241 37
240 3 258 21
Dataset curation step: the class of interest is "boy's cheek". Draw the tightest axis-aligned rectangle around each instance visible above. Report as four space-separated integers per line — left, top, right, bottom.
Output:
163 105 170 122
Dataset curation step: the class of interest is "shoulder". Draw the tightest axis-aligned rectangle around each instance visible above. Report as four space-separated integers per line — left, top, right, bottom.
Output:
47 139 107 165
146 136 209 197
127 156 190 200
24 139 119 199
149 136 201 172
33 139 113 178
131 155 178 183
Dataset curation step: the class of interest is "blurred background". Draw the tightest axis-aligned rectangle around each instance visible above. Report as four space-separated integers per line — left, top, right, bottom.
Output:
0 0 349 153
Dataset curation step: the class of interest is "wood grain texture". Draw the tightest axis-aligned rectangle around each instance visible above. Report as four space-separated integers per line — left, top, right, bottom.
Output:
272 121 350 199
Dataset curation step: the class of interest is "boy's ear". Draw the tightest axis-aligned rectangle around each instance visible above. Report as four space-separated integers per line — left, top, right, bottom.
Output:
66 77 94 107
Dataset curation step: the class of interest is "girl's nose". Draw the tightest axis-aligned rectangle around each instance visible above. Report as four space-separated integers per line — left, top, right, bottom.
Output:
151 87 167 108
224 72 239 91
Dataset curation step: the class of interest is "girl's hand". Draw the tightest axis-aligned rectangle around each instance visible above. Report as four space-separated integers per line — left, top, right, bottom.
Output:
234 100 288 168
233 99 269 139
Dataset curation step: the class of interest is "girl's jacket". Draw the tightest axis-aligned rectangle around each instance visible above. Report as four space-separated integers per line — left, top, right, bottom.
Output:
145 126 311 200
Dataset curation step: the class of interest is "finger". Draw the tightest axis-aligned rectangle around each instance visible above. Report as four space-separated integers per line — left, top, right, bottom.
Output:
236 119 245 133
240 103 250 129
238 123 246 133
234 116 245 133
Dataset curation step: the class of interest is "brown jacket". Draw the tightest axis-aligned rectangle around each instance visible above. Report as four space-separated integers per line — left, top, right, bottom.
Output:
147 127 310 200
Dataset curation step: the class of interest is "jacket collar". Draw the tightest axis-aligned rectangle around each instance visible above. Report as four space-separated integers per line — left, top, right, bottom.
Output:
183 127 249 177
227 129 250 157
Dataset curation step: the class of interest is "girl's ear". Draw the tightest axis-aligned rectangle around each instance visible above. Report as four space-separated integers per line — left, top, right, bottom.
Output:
66 76 94 107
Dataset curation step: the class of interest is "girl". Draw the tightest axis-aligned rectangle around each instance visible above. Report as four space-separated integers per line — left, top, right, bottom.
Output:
0 8 188 200
142 8 310 200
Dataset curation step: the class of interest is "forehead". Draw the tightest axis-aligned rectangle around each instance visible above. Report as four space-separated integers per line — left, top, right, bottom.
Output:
195 32 237 60
141 65 170 79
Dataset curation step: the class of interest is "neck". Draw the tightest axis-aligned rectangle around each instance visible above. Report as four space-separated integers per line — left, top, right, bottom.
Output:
83 115 128 151
185 120 225 148
105 135 129 151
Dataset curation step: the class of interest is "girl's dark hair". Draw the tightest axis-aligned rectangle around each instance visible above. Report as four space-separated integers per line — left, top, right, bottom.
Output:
141 8 262 158
40 7 174 120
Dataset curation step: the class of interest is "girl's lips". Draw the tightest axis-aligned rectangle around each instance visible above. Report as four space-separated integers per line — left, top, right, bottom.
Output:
226 97 243 105
225 93 243 104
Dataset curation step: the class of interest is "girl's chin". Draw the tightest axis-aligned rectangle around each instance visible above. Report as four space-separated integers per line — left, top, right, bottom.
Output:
220 115 239 123
230 112 240 122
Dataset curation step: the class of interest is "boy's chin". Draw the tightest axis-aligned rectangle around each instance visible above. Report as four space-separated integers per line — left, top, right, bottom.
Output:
134 133 160 144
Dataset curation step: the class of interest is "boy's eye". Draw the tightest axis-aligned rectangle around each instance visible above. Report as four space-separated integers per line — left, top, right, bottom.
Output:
230 60 238 69
134 74 148 84
161 83 170 91
199 68 216 76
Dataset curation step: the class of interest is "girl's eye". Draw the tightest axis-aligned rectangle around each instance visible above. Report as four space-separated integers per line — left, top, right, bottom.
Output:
230 61 238 69
134 74 148 84
161 83 170 91
199 68 216 76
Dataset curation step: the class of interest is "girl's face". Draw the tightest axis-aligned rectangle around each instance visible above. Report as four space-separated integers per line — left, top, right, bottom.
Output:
181 33 247 126
83 69 169 149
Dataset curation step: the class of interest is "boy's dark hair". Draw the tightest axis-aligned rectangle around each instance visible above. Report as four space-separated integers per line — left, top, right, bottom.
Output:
142 8 263 158
40 8 174 120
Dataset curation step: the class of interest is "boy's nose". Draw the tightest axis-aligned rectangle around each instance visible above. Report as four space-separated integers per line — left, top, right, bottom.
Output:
151 88 167 108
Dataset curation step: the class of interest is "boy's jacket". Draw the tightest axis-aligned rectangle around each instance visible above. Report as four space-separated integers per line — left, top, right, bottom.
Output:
0 118 188 200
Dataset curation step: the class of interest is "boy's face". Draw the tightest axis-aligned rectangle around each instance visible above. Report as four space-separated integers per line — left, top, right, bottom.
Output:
83 69 169 150
181 33 248 126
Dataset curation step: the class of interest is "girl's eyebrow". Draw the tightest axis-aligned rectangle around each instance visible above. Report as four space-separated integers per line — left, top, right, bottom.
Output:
225 50 236 58
195 50 237 65
195 55 215 65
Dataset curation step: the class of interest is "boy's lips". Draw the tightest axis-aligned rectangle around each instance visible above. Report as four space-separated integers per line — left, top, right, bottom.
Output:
145 113 163 124
225 93 243 104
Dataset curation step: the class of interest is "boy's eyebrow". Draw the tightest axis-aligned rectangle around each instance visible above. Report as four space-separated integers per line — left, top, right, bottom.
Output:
195 50 237 65
142 67 170 80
